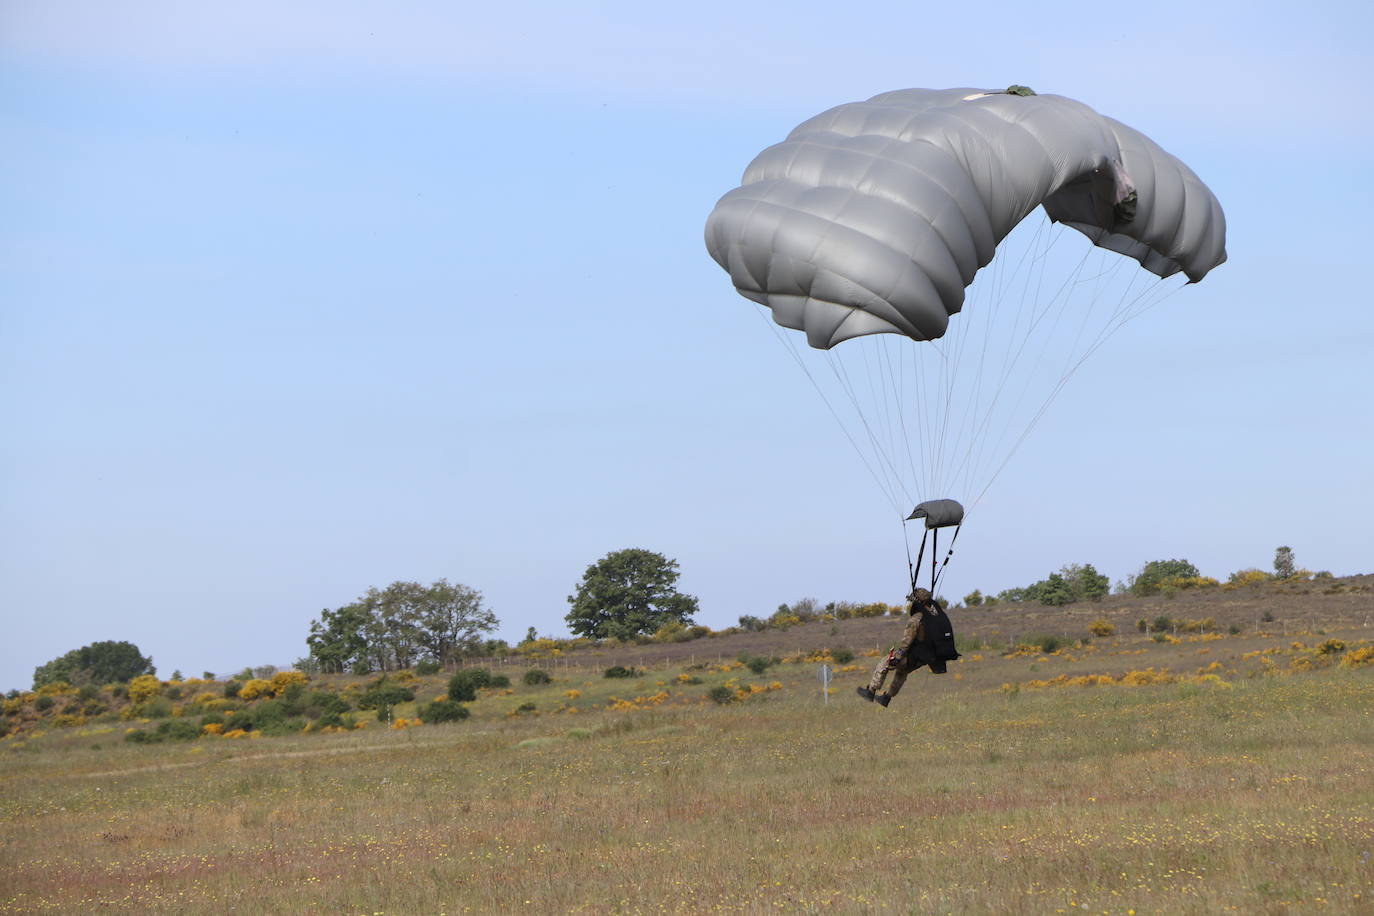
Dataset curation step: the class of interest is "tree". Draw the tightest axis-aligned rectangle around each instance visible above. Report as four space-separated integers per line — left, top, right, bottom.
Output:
307 603 372 674
1060 563 1110 602
1273 546 1295 579
963 589 984 607
306 579 499 673
1129 559 1200 596
414 580 497 663
565 548 699 640
1036 572 1075 606
33 640 154 689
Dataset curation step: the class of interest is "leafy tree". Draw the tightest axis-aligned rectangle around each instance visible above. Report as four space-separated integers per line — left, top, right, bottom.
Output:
1060 563 1110 602
963 589 984 607
306 579 498 673
1129 559 1200 596
1036 572 1075 606
32 640 154 689
1273 546 1296 579
565 548 699 640
306 602 372 674
414 580 498 662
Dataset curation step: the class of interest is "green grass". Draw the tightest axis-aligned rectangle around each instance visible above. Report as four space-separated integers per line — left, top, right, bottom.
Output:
3 639 1373 913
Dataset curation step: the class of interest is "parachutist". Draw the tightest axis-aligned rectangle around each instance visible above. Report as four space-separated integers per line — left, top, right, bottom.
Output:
858 588 960 706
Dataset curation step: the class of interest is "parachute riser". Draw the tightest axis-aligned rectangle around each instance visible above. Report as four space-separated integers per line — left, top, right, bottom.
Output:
905 522 960 595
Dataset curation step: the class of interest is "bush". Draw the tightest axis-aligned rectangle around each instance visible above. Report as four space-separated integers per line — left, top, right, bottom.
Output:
708 686 737 704
489 674 511 688
414 660 442 676
1088 619 1116 637
1150 615 1175 633
136 696 174 719
523 669 552 685
1226 568 1272 589
742 656 778 675
602 666 636 679
418 699 470 724
301 690 349 720
223 680 242 698
737 615 766 631
158 719 201 741
128 674 162 704
963 589 984 607
35 696 54 712
830 648 855 665
1130 559 1201 596
357 686 415 709
447 673 478 702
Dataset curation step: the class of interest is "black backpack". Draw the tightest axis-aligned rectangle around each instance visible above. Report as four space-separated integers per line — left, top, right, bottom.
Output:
915 607 960 674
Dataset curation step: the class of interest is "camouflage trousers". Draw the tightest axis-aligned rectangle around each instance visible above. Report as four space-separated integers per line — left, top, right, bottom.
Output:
867 652 917 700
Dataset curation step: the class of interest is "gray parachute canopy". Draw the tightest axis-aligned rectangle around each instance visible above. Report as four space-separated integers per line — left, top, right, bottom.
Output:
704 87 1227 350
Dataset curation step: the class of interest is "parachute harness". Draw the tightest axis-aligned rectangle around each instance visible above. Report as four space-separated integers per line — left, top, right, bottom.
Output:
906 521 962 596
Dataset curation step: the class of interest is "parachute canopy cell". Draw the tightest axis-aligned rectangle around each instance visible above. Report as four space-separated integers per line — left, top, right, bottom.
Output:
704 87 1227 350
906 499 965 530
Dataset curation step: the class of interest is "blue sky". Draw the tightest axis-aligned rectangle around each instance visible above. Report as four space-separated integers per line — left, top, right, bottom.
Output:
3 1 1370 690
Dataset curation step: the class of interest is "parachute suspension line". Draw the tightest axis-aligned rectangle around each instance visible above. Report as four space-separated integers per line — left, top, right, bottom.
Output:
827 351 914 513
964 228 1097 491
966 272 1186 513
906 530 928 596
930 527 939 591
752 305 907 518
932 523 962 592
951 216 1073 500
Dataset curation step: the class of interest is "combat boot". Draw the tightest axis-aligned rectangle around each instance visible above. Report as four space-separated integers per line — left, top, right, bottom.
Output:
856 687 875 702
875 694 891 707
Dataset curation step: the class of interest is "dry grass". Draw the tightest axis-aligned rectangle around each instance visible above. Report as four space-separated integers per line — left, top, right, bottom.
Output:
4 621 1374 914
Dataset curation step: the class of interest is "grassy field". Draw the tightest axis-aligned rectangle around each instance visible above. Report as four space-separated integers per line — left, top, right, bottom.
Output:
4 603 1374 914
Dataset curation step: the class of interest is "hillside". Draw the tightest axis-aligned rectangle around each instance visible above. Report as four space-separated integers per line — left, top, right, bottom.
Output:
3 573 1373 913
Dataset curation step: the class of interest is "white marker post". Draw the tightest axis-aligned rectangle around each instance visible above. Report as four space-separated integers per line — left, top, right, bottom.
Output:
817 663 832 704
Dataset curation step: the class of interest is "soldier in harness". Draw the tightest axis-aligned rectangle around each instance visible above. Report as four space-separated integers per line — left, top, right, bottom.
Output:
856 587 960 707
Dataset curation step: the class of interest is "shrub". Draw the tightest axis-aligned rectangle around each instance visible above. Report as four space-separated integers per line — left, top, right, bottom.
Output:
301 691 349 720
127 674 162 704
963 589 984 607
1129 559 1200 596
602 666 636 679
357 686 415 709
523 669 552 685
136 696 174 719
830 648 855 665
708 686 737 704
447 673 478 702
1226 569 1272 589
1088 619 1116 637
237 679 274 701
270 671 308 695
651 621 693 643
418 699 470 724
489 674 511 688
158 719 201 741
414 660 442 676
1150 615 1175 633
223 680 242 698
34 696 54 712
743 656 777 675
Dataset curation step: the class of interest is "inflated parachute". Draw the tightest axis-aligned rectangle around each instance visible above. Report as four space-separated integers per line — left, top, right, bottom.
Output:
705 87 1225 590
